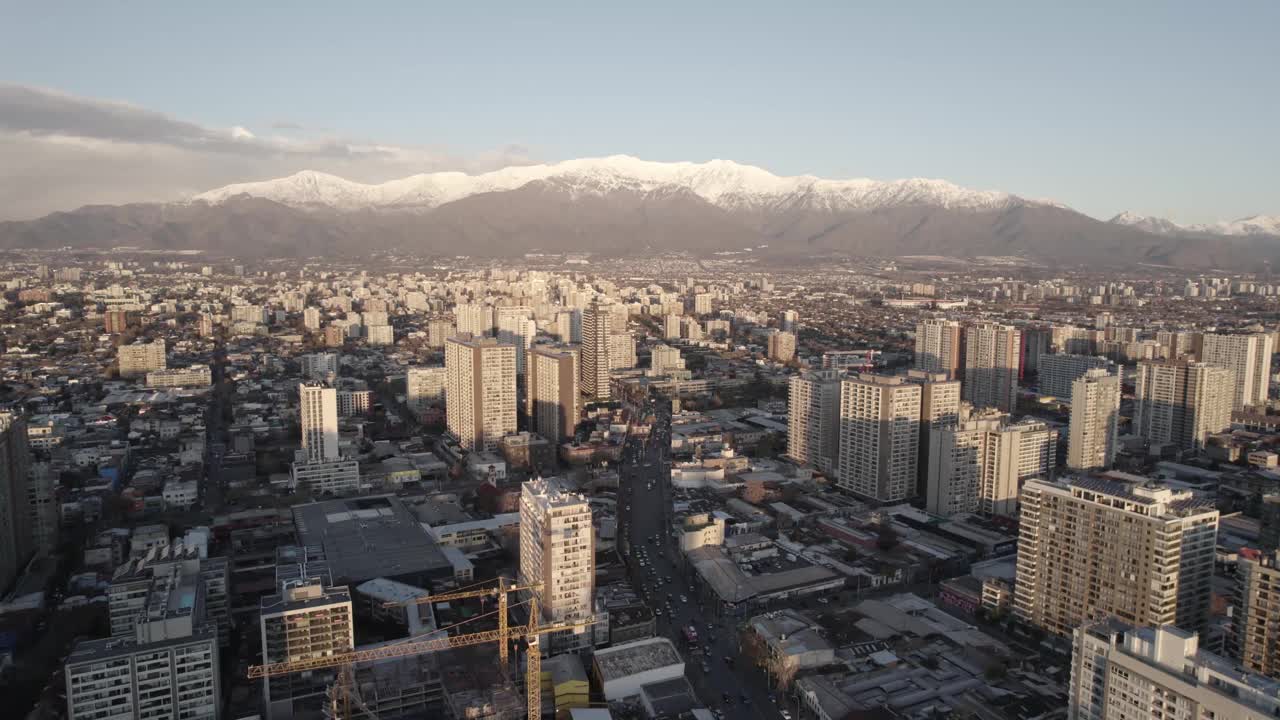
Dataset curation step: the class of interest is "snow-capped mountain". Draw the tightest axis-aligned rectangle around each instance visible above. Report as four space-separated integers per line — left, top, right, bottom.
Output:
192 155 1033 214
1110 211 1280 238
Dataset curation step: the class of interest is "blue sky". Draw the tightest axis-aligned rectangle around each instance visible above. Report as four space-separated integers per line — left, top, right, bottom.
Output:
1 1 1277 223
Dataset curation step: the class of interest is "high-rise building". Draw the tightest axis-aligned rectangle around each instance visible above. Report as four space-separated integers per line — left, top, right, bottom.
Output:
366 324 394 346
103 310 131 333
445 335 517 451
455 302 493 337
300 352 339 382
519 478 595 653
608 333 636 370
581 303 612 401
427 317 456 348
109 542 231 647
528 346 579 444
26 462 58 557
406 366 447 416
1201 332 1275 410
649 344 686 376
914 318 963 379
303 306 321 331
1038 354 1115 398
836 374 921 502
260 564 354 720
663 314 681 341
0 413 33 593
780 309 799 332
926 414 1057 517
1014 476 1218 638
299 383 339 463
554 309 582 344
1133 359 1234 452
197 312 215 337
118 339 166 379
496 306 537 376
963 322 1020 411
1237 550 1280 680
1070 620 1280 720
692 293 713 315
906 369 962 498
787 369 843 475
768 331 797 363
1067 369 1122 471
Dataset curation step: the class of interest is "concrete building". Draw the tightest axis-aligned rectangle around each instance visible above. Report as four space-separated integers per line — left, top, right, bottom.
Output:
906 369 962 498
1015 477 1219 638
445 334 517 452
747 610 836 685
519 478 595 653
290 458 360 494
406 366 447 415
1038 353 1115 399
366 323 394 346
454 302 493 337
1201 331 1275 410
145 364 213 388
963 322 1020 412
260 567 354 720
337 389 371 416
303 306 321 330
768 331 797 364
592 637 685 701
1237 550 1280 679
836 374 921 503
109 542 230 646
581 302 612 401
528 346 579 444
1070 620 1280 720
0 412 32 594
1133 359 1234 452
496 307 536 376
300 352 339 382
787 369 843 475
649 344 686 376
927 415 1057 517
1067 368 1121 471
427 317 456 348
26 462 58 557
299 383 339 463
608 333 636 370
914 318 962 379
118 339 166 379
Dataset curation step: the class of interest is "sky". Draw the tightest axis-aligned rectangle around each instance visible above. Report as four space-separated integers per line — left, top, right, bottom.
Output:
0 1 1277 223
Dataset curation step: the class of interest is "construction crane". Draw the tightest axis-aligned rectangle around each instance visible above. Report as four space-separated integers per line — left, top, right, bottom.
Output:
382 576 537 668
250 592 596 720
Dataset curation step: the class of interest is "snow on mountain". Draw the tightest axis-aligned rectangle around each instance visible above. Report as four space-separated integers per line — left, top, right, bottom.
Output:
1109 211 1187 236
1111 211 1280 237
191 155 1032 214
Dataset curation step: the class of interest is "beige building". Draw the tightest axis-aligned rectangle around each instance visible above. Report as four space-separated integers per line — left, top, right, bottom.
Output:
118 339 166 378
1201 331 1274 410
581 303 612 401
1133 359 1234 451
649 344 686 376
926 413 1056 517
259 570 354 720
787 369 843 475
608 332 636 370
837 374 921 502
519 478 595 653
906 369 962 498
1070 620 1280 720
405 366 447 415
1038 353 1114 399
963 322 1020 411
1014 477 1218 638
299 383 339 463
528 346 579 444
445 334 517 452
768 331 797 364
1237 550 1280 679
914 318 962 379
1067 368 1121 471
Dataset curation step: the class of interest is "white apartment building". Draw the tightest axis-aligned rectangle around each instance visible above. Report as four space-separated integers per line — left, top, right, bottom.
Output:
581 303 612 401
1067 369 1121 471
1133 359 1234 452
454 302 493 337
445 335 517 452
300 352 339 382
768 331 796 363
608 333 636 370
299 384 339 463
406 366 447 415
528 346 579 444
914 318 962 379
519 478 595 653
1070 620 1280 720
496 307 537 376
118 339 166 379
1201 331 1274 410
65 630 219 720
963 322 1020 412
260 571 354 720
145 364 213 388
926 414 1056 517
1015 477 1219 638
289 458 360 494
650 344 686 376
906 369 962 498
303 306 321 330
787 369 843 475
365 323 394 346
837 374 921 503
1038 354 1115 399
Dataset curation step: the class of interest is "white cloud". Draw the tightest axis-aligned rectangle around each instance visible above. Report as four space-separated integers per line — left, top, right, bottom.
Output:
0 83 536 219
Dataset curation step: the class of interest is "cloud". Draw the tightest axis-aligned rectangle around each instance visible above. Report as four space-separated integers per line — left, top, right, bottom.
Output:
0 84 536 220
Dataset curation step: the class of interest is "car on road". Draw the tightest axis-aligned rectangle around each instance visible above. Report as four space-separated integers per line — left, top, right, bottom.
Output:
780 711 793 719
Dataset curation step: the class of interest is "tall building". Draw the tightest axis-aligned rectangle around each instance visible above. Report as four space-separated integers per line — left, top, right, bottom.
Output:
454 302 493 337
303 306 321 330
906 369 962 498
1237 550 1280 680
836 374 921 502
445 335 517 452
926 414 1057 517
914 318 962 379
1201 332 1275 410
580 303 612 401
608 333 636 370
300 352 339 382
299 384 339 463
963 322 1020 411
649 344 686 376
0 413 33 593
496 307 537 376
528 346 579 444
1070 620 1280 720
663 314 681 341
519 478 595 653
787 369 843 475
1133 359 1234 452
103 310 131 334
768 331 797 363
118 339 166 379
1067 369 1122 471
427 317 456 348
26 462 59 557
406 366 447 415
109 542 230 647
692 293 713 315
260 564 354 720
1038 353 1115 398
1014 477 1219 638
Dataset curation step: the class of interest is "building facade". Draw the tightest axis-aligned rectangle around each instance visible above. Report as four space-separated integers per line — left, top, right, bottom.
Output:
787 369 843 475
1237 550 1280 679
1067 368 1121 471
836 374 921 503
0 413 33 594
963 323 1020 412
1038 354 1115 399
528 346 580 444
118 339 167 379
914 318 962 379
519 478 595 653
299 384 340 464
445 335 518 452
580 303 612 401
1201 332 1274 410
1133 359 1234 452
926 414 1056 517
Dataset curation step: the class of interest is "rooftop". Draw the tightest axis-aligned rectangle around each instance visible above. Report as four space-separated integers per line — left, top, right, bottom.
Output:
293 495 452 584
593 637 683 682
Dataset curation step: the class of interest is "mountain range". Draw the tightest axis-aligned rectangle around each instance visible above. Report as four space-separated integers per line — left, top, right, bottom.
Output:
1 155 1276 267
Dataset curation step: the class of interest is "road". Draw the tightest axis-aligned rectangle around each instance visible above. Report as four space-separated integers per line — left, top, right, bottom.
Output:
618 394 799 720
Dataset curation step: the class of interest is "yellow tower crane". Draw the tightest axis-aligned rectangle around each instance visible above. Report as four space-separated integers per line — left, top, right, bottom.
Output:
384 575 538 669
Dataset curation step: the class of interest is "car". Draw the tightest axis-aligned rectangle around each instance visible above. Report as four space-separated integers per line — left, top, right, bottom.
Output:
679 595 688 603
817 597 831 604
780 711 793 719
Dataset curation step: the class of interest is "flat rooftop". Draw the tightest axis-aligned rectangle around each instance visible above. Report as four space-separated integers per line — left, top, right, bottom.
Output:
293 495 452 585
593 637 683 682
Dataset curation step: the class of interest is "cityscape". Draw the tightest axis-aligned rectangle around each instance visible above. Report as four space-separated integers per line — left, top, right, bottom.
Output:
2 4 1280 720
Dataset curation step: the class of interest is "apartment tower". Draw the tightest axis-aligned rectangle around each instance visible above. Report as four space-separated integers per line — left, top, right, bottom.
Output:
580 302 612 401
1067 368 1122 471
787 369 843 475
528 346 580 444
914 318 963 379
519 478 595 653
445 334 517 452
963 322 1021 411
836 374 921 503
1133 359 1234 452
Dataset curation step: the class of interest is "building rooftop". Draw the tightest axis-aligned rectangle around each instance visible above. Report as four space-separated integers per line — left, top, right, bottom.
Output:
293 495 452 585
593 637 683 683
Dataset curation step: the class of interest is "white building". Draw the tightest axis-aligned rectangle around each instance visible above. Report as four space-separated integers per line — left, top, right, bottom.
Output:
1067 369 1121 471
445 335 517 452
787 369 843 474
914 318 962 378
260 571 354 720
406 366 447 415
366 323 394 346
299 383 339 463
608 333 636 370
927 414 1057 517
1038 354 1115 399
519 478 595 653
454 302 493 337
300 352 339 382
581 303 612 401
118 339 166 379
337 389 372 416
1201 331 1274 410
1133 359 1234 452
837 374 920 502
963 322 1020 412
145 364 213 388
290 458 360 494
162 479 199 510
